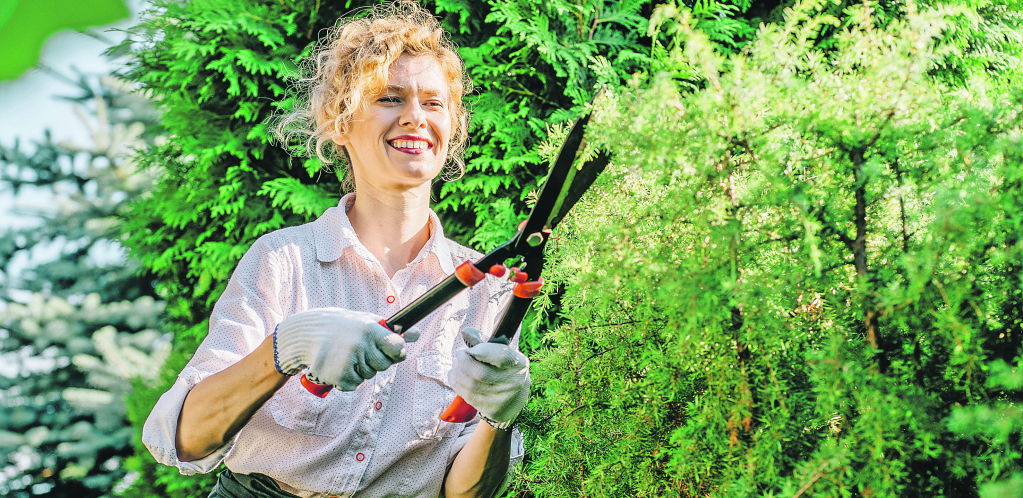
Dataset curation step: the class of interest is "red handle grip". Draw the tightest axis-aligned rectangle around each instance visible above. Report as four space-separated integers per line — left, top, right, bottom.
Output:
300 373 332 397
299 318 396 398
440 395 478 423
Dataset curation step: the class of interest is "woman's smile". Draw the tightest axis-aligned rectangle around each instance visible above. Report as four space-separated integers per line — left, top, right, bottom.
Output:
387 134 434 154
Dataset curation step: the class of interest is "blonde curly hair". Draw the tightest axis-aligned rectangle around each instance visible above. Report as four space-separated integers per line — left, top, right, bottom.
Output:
271 1 471 190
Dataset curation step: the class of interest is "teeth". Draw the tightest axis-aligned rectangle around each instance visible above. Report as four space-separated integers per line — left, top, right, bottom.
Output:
391 140 429 149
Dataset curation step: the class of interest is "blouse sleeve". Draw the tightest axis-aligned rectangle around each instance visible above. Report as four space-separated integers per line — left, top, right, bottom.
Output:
141 236 287 474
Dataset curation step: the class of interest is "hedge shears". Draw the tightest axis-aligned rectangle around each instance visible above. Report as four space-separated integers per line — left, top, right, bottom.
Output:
301 88 612 423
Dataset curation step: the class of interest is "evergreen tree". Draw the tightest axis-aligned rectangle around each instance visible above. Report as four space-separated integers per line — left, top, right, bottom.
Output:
522 2 1023 496
0 75 168 497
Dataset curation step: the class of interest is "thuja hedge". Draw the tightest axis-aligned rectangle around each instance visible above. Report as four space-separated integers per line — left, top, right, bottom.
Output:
115 0 1023 496
520 3 1023 497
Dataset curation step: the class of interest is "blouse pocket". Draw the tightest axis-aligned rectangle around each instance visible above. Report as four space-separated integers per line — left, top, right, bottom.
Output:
267 374 356 437
413 351 465 440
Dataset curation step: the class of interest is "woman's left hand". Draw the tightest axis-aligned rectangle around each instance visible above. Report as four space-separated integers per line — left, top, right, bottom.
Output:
449 327 530 429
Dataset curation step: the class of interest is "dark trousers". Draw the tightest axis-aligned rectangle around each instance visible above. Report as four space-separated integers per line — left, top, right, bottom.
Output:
208 468 301 498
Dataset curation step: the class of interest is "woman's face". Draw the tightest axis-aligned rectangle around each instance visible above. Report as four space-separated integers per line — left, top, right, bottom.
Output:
336 54 453 192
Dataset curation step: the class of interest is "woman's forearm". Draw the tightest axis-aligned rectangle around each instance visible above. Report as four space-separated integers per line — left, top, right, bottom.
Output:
176 335 288 462
444 423 513 498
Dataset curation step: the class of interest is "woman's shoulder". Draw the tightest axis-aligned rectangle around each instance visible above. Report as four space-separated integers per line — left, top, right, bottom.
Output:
239 221 322 267
252 222 317 252
440 237 483 266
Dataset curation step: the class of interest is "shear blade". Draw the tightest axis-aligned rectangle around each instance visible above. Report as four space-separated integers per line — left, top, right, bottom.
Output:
515 87 612 251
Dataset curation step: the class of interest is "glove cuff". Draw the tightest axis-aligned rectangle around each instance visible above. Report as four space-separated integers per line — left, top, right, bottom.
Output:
273 325 287 375
273 323 308 375
481 413 516 431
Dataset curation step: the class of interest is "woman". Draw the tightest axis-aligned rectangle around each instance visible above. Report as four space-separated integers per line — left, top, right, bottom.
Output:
142 3 529 497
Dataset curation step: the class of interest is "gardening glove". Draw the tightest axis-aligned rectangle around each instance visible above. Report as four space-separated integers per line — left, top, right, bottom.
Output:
274 307 420 391
449 327 530 429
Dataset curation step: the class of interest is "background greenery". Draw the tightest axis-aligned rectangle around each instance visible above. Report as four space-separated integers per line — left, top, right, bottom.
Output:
526 2 1023 495
10 0 1010 496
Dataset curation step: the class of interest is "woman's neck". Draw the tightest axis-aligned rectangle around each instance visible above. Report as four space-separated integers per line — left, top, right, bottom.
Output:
346 182 433 279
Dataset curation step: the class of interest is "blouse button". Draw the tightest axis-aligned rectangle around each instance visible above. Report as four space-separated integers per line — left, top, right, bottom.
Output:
374 401 382 410
386 295 395 304
356 452 365 462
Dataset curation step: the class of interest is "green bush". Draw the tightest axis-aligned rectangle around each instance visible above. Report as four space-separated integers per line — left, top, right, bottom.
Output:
116 0 1023 496
520 2 1023 496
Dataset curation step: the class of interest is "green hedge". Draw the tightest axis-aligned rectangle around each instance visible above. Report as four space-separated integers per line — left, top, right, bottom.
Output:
117 0 1022 496
523 3 1023 496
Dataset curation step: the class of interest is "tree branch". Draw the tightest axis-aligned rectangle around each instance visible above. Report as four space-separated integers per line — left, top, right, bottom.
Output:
851 148 878 349
891 157 910 253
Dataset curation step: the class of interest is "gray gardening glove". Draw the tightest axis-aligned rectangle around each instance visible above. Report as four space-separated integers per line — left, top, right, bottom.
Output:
274 307 420 391
449 327 530 429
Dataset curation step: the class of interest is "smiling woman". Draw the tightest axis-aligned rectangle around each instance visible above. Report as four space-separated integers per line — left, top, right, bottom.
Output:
271 0 471 192
140 2 530 498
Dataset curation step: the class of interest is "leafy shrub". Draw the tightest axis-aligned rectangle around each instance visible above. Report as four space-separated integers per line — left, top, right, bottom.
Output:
117 0 1023 496
520 2 1023 496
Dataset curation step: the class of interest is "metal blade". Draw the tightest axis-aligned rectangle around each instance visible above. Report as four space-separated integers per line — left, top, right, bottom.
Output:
540 150 612 231
514 87 610 251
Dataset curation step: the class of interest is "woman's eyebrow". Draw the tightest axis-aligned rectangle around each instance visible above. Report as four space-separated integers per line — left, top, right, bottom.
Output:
385 85 446 98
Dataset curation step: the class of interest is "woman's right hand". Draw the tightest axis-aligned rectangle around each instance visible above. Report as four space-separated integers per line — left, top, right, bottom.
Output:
273 308 420 391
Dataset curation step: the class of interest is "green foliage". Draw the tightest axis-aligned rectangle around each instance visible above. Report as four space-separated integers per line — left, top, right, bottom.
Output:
437 0 760 249
924 0 1023 88
947 358 1023 497
518 2 1023 496
0 294 169 497
0 76 168 497
117 0 1023 496
119 0 349 341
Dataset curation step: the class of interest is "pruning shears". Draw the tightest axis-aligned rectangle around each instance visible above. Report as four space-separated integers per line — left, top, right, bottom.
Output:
301 87 612 423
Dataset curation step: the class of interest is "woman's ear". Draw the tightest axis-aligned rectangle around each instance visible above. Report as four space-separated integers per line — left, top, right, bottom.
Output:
331 118 349 146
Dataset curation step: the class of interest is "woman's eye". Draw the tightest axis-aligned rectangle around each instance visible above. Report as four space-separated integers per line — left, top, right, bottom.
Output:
424 100 444 108
378 96 401 103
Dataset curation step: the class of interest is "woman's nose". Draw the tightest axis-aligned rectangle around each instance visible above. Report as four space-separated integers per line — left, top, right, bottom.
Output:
400 102 427 129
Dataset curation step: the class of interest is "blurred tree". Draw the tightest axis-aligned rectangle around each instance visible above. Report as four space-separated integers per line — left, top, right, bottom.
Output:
0 74 168 497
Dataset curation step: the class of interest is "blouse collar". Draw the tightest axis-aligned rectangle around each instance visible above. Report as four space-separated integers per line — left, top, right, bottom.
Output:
311 192 455 274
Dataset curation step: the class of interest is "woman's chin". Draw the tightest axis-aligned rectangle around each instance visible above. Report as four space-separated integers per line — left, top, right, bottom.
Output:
385 171 441 191
395 163 445 184
353 155 446 191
